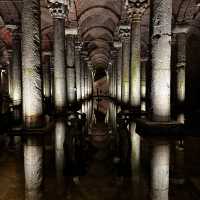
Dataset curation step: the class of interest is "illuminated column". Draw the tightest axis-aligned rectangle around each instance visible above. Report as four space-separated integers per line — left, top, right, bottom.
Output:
111 50 118 99
22 0 44 199
7 49 13 100
176 33 186 123
88 63 93 97
151 141 170 200
80 56 85 100
49 1 67 113
109 63 113 98
42 52 51 113
11 27 22 120
75 42 82 101
66 34 76 106
127 1 148 110
119 25 131 105
48 1 67 194
141 59 147 111
84 62 89 98
150 0 172 121
114 42 122 102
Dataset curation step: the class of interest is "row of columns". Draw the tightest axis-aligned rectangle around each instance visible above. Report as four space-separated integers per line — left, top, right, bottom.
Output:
0 0 94 199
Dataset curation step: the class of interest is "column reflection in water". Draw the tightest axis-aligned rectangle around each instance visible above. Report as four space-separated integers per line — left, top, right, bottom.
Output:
130 122 140 179
55 119 65 178
24 137 44 200
151 141 170 200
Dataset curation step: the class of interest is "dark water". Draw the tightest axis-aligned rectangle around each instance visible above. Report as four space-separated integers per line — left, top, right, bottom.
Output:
0 98 198 200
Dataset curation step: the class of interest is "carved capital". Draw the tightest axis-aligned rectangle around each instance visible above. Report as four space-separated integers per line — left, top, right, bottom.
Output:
48 1 68 19
126 0 148 22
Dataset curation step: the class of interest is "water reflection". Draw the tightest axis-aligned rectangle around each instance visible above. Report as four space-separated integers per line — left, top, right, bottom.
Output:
2 98 194 200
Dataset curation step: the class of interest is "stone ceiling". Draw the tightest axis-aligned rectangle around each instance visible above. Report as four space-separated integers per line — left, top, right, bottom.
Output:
0 0 199 66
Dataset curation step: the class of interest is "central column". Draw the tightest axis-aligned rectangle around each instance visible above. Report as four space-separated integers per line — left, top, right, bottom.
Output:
22 0 44 199
176 33 186 123
66 34 76 107
48 1 67 195
127 1 148 110
150 0 172 122
119 25 131 105
49 2 67 113
149 0 172 199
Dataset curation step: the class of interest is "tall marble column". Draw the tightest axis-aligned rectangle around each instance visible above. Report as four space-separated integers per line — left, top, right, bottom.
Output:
114 42 122 102
119 25 131 105
11 27 22 120
176 33 186 123
49 1 67 113
42 52 52 113
150 0 172 122
81 55 85 100
127 1 148 110
111 50 118 99
48 1 67 194
66 34 76 106
22 0 44 199
75 42 82 101
149 0 172 199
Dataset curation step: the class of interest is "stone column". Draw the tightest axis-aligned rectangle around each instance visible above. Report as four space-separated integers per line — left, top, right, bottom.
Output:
127 1 148 110
84 61 89 99
48 1 67 194
7 49 13 100
49 1 67 113
141 59 147 111
176 33 186 123
119 25 131 105
80 55 85 100
111 50 118 99
75 42 82 102
66 34 76 106
11 27 22 121
109 63 113 98
87 63 93 98
22 0 44 199
42 52 52 113
114 42 122 102
149 0 172 199
150 0 172 121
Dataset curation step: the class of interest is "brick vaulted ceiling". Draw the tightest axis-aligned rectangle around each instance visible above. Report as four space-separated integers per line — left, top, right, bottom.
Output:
0 0 199 66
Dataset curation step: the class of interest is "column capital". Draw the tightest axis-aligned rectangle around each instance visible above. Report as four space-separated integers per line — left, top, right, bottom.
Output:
126 0 148 22
47 1 68 19
119 25 131 41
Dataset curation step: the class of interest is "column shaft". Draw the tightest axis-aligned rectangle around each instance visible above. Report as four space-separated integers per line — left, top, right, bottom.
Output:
22 0 44 199
75 45 81 101
130 21 141 109
122 37 130 104
117 47 122 101
12 30 22 120
150 0 172 121
66 35 76 105
53 18 66 112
